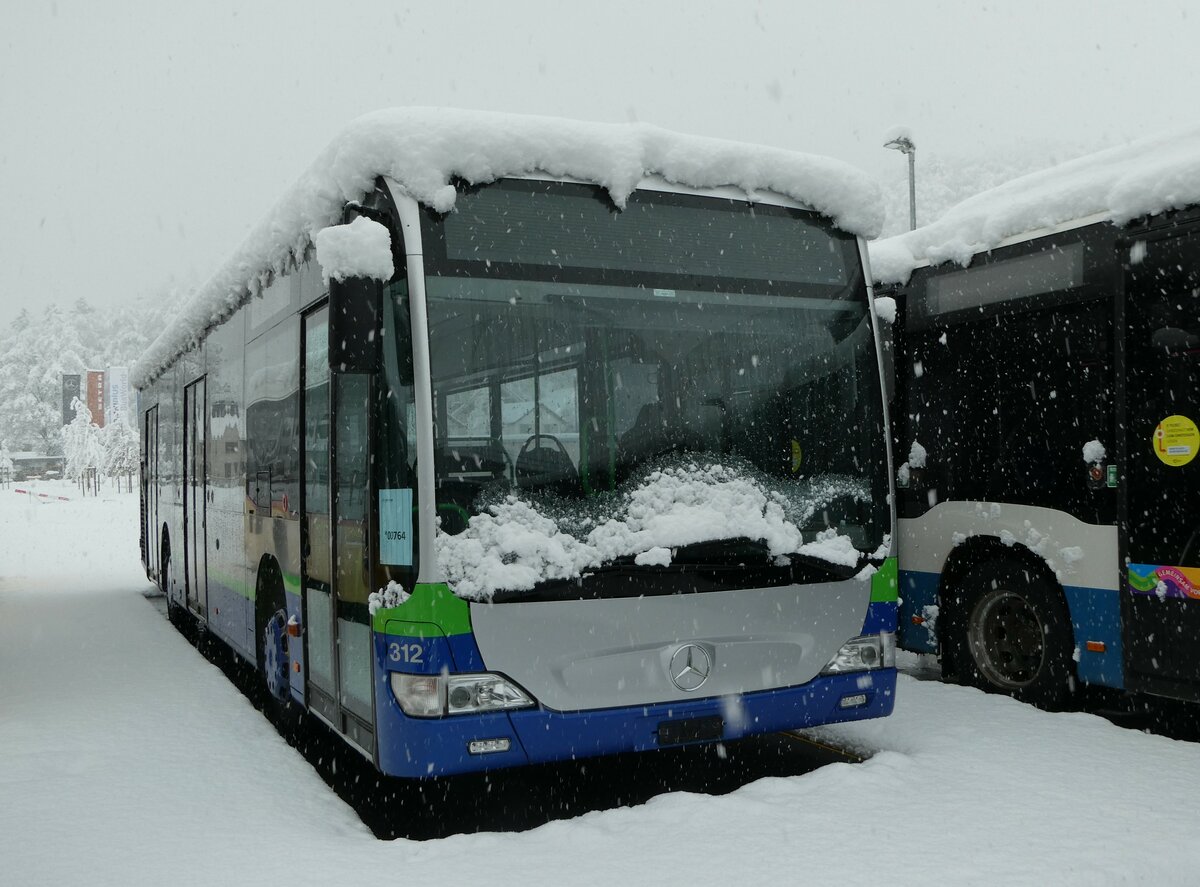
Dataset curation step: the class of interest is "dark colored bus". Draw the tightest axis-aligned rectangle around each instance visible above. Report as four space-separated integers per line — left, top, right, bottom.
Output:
874 164 1200 707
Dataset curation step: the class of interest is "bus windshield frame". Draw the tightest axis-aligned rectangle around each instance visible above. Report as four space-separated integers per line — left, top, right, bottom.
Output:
418 178 889 600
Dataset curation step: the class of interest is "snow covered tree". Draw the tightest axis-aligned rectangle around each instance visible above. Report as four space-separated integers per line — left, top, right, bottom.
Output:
61 397 103 485
0 290 181 456
9 307 30 333
101 412 140 491
0 439 13 485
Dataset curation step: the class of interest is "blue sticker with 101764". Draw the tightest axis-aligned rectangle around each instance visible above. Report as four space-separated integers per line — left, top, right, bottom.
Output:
378 488 413 565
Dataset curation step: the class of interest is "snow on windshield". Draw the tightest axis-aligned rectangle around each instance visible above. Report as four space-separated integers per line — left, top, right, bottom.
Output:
436 456 872 599
133 107 881 391
870 122 1200 284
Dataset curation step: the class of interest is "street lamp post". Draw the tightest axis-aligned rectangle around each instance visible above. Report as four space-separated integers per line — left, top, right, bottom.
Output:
884 134 917 231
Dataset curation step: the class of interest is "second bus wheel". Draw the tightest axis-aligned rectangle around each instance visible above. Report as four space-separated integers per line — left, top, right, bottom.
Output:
941 558 1076 710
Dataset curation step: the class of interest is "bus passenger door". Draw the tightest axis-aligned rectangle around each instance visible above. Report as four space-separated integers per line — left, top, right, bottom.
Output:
183 376 208 616
143 405 159 581
302 306 376 750
332 371 375 749
1123 226 1200 698
302 308 338 720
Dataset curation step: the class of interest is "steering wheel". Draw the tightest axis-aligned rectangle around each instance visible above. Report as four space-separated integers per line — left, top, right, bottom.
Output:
517 433 572 461
515 433 578 488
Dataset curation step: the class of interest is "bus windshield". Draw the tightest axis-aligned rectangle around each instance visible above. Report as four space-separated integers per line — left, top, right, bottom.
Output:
420 179 887 599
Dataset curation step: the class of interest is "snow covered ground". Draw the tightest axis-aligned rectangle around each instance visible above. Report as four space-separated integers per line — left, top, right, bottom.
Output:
3 481 1200 885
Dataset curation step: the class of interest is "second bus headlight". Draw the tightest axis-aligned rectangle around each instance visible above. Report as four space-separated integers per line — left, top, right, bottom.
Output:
446 674 533 715
820 632 896 675
390 671 534 718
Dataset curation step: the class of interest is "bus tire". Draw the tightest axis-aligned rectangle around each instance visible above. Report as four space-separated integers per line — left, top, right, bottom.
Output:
941 558 1075 710
256 559 292 708
161 528 185 631
160 528 171 596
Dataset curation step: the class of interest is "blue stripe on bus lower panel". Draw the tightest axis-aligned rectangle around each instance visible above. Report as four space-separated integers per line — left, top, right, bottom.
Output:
861 601 897 635
205 580 254 662
1062 584 1123 690
286 592 306 704
373 667 897 779
898 569 1124 689
898 570 940 654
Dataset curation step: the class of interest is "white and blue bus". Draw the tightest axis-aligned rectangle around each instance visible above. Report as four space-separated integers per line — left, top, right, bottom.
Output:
135 109 897 777
872 127 1200 708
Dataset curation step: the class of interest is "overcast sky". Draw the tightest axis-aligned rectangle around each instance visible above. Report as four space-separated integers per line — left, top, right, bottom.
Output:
2 0 1198 329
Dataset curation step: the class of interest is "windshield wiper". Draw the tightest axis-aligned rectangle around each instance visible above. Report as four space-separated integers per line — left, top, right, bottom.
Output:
672 538 862 583
672 535 875 584
670 537 775 567
486 538 871 602
790 551 861 583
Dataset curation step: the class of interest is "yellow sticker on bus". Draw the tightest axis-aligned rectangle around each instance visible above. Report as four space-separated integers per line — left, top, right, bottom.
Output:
1153 415 1199 467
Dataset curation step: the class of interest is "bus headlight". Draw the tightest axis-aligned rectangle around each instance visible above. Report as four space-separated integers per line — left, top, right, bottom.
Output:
446 674 533 714
820 632 896 675
389 673 443 717
389 671 534 717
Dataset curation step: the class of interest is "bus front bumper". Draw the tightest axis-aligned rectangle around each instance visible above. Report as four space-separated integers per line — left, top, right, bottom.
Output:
375 667 896 778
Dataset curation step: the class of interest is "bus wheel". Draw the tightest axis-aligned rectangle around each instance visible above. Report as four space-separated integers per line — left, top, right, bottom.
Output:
942 559 1075 709
160 529 171 596
256 561 291 705
162 530 184 628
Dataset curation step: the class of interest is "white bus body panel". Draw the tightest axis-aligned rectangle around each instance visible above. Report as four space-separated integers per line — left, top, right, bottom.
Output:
899 501 1118 591
470 579 868 712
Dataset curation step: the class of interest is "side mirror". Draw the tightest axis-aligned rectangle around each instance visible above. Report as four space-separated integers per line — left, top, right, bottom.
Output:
871 291 898 405
328 276 381 373
316 214 393 375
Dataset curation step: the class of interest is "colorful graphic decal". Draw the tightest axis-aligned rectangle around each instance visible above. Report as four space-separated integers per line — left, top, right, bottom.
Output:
1152 415 1199 467
1128 564 1200 601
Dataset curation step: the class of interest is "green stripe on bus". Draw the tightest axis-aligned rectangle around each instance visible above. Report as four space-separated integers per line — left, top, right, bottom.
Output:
870 557 898 603
206 565 253 600
204 565 301 601
371 582 472 636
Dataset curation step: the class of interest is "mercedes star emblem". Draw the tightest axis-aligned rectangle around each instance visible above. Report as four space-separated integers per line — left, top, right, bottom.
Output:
669 643 712 692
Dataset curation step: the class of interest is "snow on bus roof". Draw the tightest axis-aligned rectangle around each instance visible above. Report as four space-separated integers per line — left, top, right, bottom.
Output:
869 123 1200 285
132 107 881 390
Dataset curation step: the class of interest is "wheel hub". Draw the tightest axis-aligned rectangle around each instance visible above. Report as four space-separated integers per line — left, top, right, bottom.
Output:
967 588 1046 690
263 610 289 700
